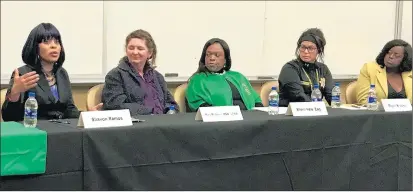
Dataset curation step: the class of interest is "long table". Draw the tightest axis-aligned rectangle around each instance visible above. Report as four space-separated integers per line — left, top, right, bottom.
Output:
1 108 412 190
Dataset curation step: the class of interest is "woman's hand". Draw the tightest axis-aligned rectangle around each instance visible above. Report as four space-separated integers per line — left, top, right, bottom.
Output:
90 103 103 111
10 69 39 95
8 69 39 102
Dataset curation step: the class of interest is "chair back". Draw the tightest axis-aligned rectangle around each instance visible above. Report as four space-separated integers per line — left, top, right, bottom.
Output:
86 84 104 111
260 81 279 106
174 83 188 113
1 89 8 121
345 81 358 104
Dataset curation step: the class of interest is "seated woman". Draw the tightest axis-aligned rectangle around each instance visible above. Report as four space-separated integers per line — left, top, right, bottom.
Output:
102 29 178 115
185 38 263 112
2 23 102 121
356 39 412 104
278 28 333 107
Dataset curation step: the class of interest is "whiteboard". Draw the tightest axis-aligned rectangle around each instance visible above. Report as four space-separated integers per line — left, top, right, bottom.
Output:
104 1 266 78
262 1 397 76
0 1 103 81
401 1 412 44
1 1 404 84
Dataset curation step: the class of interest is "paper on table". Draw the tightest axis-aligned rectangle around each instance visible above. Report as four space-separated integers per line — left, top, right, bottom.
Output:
339 105 367 110
253 107 288 114
131 117 146 122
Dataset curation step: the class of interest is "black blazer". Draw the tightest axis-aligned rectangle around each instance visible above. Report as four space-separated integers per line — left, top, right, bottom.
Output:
2 65 80 121
102 59 178 116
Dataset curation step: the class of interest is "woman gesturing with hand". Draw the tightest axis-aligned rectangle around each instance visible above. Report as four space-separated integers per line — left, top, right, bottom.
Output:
7 69 40 102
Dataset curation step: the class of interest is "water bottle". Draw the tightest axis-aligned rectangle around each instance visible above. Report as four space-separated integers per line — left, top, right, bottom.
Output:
311 84 322 102
167 105 177 114
331 82 341 108
24 92 38 128
268 87 279 115
367 84 378 111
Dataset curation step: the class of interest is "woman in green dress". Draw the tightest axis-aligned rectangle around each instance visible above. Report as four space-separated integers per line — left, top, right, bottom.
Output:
186 38 263 112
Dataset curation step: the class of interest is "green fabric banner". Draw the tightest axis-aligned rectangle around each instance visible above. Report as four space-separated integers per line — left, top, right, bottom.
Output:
1 122 47 176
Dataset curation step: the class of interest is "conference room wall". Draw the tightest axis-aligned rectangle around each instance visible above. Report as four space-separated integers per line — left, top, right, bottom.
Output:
401 1 412 44
1 1 409 84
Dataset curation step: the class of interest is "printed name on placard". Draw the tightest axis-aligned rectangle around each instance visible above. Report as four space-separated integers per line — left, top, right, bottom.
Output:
195 106 243 122
286 102 328 116
379 99 412 112
78 109 133 128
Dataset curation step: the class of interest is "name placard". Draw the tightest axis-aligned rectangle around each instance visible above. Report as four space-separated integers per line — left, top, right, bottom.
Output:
379 99 412 112
286 102 328 116
77 109 133 128
195 106 243 122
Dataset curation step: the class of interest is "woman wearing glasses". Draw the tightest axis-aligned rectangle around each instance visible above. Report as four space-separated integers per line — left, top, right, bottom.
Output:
277 28 333 107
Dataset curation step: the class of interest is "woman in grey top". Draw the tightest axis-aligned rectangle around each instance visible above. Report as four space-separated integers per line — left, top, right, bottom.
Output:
102 29 178 116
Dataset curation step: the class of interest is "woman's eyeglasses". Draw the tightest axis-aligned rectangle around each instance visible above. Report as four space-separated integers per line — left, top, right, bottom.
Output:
299 46 317 53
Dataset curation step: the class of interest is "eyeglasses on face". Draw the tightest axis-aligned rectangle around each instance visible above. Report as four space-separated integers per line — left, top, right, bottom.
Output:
299 45 317 53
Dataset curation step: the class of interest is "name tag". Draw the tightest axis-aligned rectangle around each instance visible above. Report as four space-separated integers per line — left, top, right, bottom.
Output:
379 99 412 112
77 109 133 128
286 102 328 116
195 106 243 122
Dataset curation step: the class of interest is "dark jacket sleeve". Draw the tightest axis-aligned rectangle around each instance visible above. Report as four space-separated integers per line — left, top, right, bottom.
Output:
154 71 179 113
321 64 333 105
2 67 80 121
278 64 311 102
60 69 80 118
2 70 26 121
255 102 264 107
102 68 153 116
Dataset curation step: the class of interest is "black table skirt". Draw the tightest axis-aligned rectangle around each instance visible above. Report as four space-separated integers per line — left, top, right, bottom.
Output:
1 108 411 190
82 108 412 190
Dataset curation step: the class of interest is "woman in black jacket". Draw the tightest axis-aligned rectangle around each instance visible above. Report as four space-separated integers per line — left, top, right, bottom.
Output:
102 29 178 116
278 28 334 107
2 23 102 121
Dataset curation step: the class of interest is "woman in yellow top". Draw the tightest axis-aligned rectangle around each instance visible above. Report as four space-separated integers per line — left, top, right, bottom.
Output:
356 39 412 104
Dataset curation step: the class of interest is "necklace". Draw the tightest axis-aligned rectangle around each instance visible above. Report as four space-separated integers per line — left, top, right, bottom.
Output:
301 67 319 90
43 71 56 86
